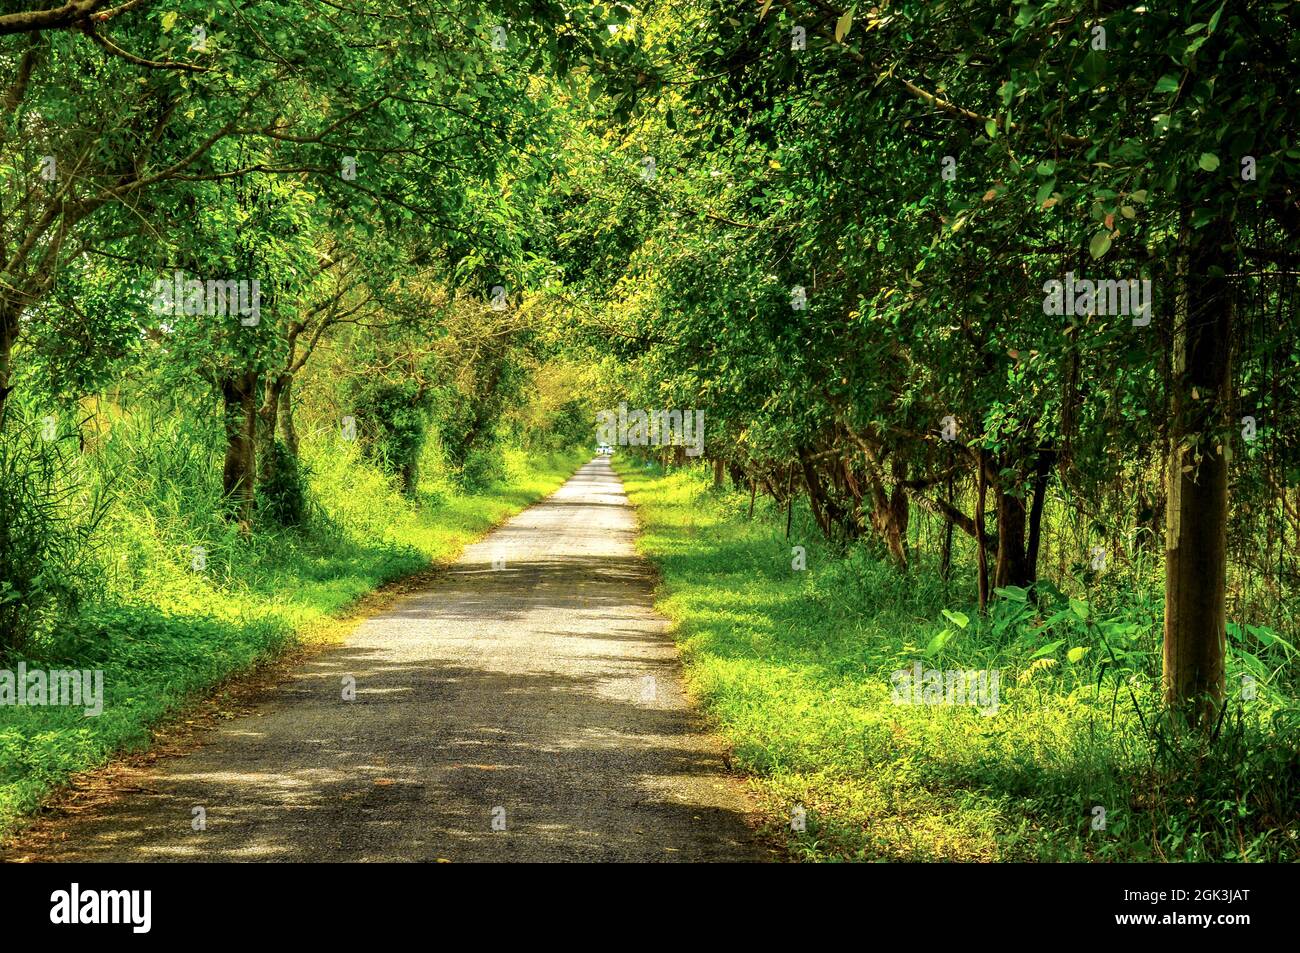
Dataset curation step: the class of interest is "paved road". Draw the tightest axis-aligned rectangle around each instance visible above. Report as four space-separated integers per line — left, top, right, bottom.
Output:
13 458 760 862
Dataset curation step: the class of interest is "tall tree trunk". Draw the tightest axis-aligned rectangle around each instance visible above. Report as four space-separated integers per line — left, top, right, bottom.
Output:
278 377 299 457
843 455 866 540
798 451 827 535
1163 225 1232 726
1025 447 1055 585
256 374 287 488
713 457 724 488
240 377 257 527
976 448 989 612
863 458 909 569
994 485 1030 588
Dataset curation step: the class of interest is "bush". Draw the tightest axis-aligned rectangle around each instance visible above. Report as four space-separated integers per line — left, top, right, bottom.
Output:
452 445 506 490
0 413 109 658
352 381 432 495
258 439 309 527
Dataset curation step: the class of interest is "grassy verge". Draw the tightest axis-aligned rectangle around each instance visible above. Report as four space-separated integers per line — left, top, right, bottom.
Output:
0 444 584 839
615 457 1299 862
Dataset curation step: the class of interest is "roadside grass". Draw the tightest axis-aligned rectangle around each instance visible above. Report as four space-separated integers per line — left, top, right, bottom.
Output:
0 436 584 840
615 457 1300 862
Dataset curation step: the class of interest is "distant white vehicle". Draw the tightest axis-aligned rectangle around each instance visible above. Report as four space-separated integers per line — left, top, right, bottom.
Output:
596 443 614 455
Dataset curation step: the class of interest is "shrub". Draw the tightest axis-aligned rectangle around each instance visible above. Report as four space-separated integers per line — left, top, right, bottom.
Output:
0 413 109 657
258 439 309 527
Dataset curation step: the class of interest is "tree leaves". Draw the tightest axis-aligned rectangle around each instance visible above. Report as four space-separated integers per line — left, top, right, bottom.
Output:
1154 74 1180 94
835 10 854 43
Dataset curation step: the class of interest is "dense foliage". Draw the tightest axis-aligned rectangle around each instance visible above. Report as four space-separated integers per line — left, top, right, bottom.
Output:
548 0 1299 729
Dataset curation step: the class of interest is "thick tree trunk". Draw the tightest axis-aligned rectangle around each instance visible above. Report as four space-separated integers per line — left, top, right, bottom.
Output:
886 482 910 568
1163 226 1232 726
994 486 1030 589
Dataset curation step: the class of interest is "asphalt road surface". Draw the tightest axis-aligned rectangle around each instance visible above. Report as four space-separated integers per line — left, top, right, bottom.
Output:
12 457 761 862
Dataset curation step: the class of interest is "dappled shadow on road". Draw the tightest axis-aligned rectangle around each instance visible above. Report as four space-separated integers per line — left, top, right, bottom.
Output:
382 553 662 626
21 656 757 862
9 457 762 863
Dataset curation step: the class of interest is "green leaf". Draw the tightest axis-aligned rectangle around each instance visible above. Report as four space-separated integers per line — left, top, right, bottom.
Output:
1031 639 1065 659
1081 49 1106 88
835 11 854 42
161 11 178 32
941 609 970 629
1069 598 1090 620
1192 206 1218 228
1208 2 1225 34
1089 230 1112 259
1198 152 1220 171
925 628 955 656
1154 74 1180 94
1067 646 1090 663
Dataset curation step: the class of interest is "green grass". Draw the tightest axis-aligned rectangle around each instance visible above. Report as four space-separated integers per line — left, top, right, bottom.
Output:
0 437 584 840
615 457 1300 862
